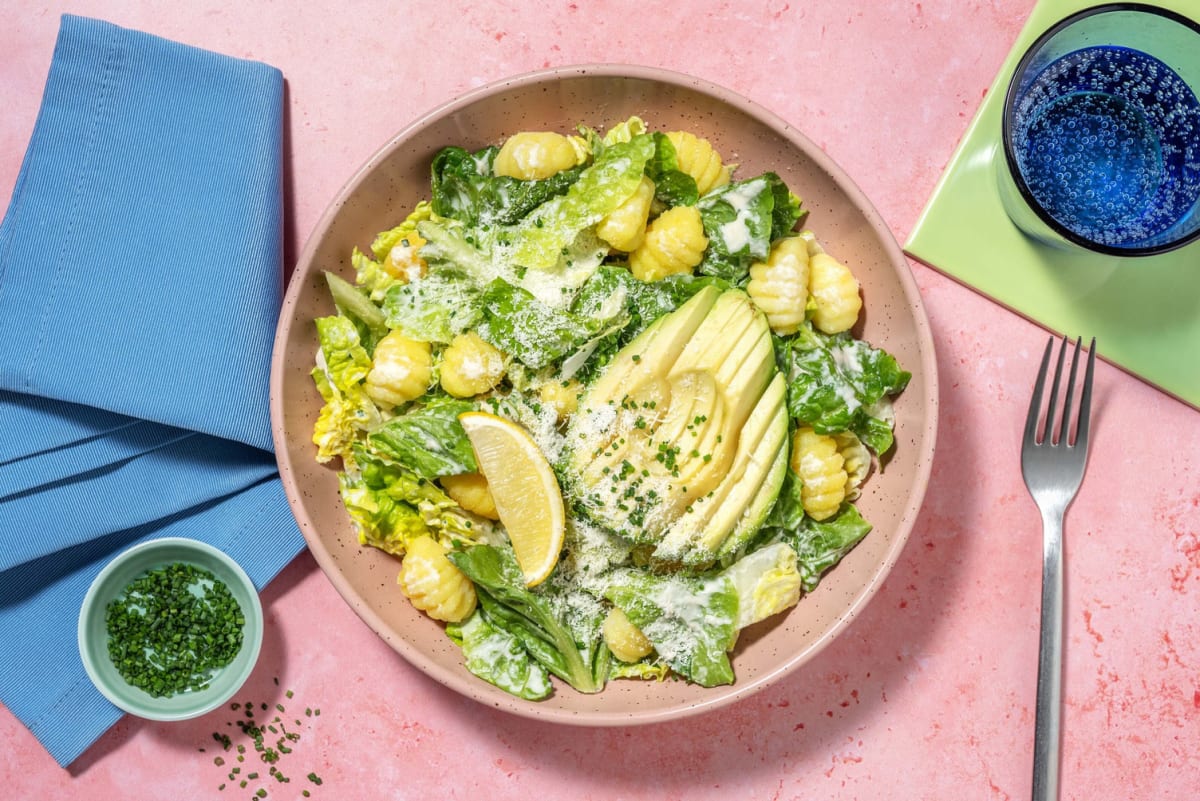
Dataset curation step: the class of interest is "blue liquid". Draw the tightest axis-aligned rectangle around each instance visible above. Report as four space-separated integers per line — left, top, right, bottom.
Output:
1012 45 1200 248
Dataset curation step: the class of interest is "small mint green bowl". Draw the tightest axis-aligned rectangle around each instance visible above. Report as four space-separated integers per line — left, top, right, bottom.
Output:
77 537 264 721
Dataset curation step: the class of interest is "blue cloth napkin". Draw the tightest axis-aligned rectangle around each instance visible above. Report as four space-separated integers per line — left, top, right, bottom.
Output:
0 15 305 767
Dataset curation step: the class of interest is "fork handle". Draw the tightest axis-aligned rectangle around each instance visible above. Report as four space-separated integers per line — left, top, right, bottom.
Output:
1032 506 1065 801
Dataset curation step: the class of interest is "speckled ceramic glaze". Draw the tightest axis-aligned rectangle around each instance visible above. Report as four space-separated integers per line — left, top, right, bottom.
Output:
269 64 938 725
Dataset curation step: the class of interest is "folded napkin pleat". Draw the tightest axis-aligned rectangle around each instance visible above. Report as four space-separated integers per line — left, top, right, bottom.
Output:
0 416 190 499
0 390 139 464
0 15 305 768
0 436 278 573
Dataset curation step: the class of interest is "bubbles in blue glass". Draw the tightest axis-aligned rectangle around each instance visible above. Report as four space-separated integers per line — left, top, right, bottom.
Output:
1012 45 1200 248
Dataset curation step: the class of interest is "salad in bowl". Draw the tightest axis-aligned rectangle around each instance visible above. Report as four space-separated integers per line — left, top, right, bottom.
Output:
308 115 911 701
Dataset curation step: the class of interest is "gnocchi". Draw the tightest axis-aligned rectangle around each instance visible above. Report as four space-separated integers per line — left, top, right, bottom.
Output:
602 606 654 663
791 426 848 521
493 131 586 180
440 331 506 398
627 205 708 282
537 378 583 421
382 229 428 283
596 176 655 252
809 252 862 334
364 330 432 409
833 431 871 501
665 130 732 196
441 472 500 520
746 236 810 335
397 535 477 623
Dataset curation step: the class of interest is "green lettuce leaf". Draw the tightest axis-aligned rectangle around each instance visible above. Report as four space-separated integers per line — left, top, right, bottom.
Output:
315 315 371 391
696 173 802 283
600 116 648 146
311 316 380 464
509 134 656 270
446 611 553 700
603 569 738 687
769 182 805 241
853 405 897 456
430 146 585 227
449 544 606 694
381 273 481 345
342 455 483 556
363 398 478 479
324 272 388 354
781 325 910 453
763 464 805 532
780 504 873 592
645 132 699 207
609 659 672 681
418 216 608 310
476 279 626 369
721 542 802 629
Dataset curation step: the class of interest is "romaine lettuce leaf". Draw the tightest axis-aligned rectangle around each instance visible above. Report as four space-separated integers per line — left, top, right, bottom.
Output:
363 398 478 479
603 569 738 688
324 272 389 354
311 315 381 464
343 454 484 556
431 145 585 227
418 216 608 310
311 367 379 466
763 463 805 532
769 182 804 241
608 659 672 681
696 173 802 283
779 504 873 593
854 399 897 456
381 273 481 344
508 228 610 308
600 116 648 146
476 279 627 369
450 544 606 693
509 134 656 271
315 315 372 392
721 542 802 629
645 132 699 207
781 325 910 453
413 217 494 281
446 611 553 700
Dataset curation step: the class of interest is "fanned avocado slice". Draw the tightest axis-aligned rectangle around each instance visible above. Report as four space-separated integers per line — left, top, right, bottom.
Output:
564 287 787 566
653 372 788 568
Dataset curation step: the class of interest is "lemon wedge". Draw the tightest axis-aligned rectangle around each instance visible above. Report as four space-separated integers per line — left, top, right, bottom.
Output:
458 411 565 587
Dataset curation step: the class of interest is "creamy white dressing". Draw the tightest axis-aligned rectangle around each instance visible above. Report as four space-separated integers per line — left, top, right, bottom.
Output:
834 381 861 414
831 342 864 374
715 178 766 253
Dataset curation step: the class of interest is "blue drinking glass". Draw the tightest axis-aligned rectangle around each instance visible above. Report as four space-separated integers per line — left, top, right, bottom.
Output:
998 4 1200 256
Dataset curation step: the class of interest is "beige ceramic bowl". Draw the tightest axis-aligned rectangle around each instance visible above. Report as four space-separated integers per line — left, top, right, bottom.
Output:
270 65 938 724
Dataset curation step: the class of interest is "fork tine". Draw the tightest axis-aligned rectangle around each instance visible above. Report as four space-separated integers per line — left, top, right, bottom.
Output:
1025 336 1054 444
1059 337 1081 445
1074 338 1096 450
1042 336 1068 444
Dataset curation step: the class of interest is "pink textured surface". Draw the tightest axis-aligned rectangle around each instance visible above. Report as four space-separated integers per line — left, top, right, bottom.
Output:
2 1 1197 799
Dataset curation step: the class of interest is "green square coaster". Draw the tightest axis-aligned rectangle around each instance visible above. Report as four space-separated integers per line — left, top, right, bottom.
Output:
904 0 1200 410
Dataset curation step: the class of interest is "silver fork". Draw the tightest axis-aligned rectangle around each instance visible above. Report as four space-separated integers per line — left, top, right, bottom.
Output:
1021 335 1096 801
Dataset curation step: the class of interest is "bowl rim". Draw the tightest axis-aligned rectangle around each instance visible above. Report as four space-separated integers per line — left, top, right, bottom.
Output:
270 62 939 725
77 536 265 721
